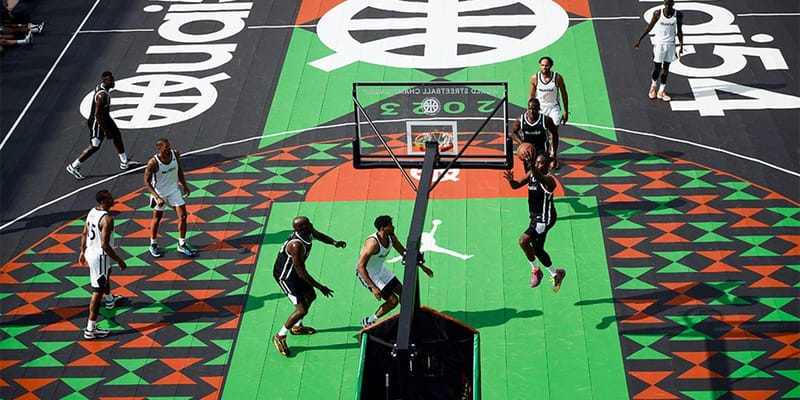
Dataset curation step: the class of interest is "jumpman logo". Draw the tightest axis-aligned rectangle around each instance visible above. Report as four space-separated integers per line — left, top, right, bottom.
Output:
388 219 473 263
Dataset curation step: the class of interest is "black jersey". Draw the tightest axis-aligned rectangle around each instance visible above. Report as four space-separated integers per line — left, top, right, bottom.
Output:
519 112 550 153
273 231 312 281
528 174 557 225
87 83 116 130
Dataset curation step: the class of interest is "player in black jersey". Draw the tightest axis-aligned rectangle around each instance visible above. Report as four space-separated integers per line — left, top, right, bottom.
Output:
510 98 558 171
504 153 566 292
66 71 141 180
271 216 346 357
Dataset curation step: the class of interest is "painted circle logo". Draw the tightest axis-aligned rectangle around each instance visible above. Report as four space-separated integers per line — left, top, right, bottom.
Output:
310 0 568 71
80 73 230 129
420 97 441 115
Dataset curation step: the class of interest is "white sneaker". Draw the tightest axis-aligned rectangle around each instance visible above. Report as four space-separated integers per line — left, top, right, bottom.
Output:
66 164 85 180
657 91 672 102
29 22 44 34
84 328 110 340
648 85 657 99
105 294 125 310
120 160 143 170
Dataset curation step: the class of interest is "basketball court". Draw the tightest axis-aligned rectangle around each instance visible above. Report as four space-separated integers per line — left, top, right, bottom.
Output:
1 1 798 399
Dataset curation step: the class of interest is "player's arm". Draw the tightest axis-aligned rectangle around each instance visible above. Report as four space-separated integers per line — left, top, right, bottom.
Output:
143 158 165 207
528 74 537 101
557 74 569 124
510 118 523 144
99 215 126 270
79 218 89 265
311 228 346 248
356 238 382 299
288 241 333 297
676 10 684 55
634 9 660 48
503 168 530 190
174 149 191 197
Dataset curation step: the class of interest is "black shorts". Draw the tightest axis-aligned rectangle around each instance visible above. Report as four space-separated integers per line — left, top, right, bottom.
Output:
275 277 312 305
378 277 401 300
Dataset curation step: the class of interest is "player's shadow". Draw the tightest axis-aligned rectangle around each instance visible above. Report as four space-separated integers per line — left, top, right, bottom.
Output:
284 341 361 357
0 210 86 235
438 307 542 330
557 197 598 221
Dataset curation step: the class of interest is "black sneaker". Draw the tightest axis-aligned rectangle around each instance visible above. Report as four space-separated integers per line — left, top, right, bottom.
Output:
105 294 125 310
552 269 566 293
84 328 110 340
120 160 143 170
66 164 85 180
149 244 163 258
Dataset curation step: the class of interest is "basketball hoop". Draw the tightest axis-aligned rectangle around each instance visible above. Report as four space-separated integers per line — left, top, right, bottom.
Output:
413 131 454 153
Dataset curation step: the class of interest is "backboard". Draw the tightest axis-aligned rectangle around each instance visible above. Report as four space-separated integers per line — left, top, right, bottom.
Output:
352 81 512 170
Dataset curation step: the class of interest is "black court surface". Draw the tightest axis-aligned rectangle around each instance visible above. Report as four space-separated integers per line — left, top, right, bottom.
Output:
1 0 798 399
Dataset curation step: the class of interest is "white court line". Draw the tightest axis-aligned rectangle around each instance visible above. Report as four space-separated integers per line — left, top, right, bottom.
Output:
0 0 102 152
2 120 797 232
737 13 800 17
78 28 155 34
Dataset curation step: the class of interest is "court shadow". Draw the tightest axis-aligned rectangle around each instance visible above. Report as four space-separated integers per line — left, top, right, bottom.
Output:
288 341 361 356
438 307 542 330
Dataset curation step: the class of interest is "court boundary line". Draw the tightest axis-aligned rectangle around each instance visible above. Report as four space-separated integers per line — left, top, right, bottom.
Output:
1 120 796 233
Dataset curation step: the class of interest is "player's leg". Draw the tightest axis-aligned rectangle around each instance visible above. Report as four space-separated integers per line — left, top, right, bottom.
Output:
149 207 165 257
66 126 103 180
520 228 544 287
531 225 566 292
107 125 141 170
174 203 196 256
84 256 110 339
656 61 673 101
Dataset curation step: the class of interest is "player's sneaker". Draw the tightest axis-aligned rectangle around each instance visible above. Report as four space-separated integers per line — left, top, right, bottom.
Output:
29 22 44 34
657 91 672 102
552 269 566 293
290 325 316 335
272 334 290 357
177 244 197 257
105 294 125 310
149 243 163 258
361 317 372 328
66 164 85 180
529 269 544 288
120 160 143 170
84 328 110 340
648 85 657 99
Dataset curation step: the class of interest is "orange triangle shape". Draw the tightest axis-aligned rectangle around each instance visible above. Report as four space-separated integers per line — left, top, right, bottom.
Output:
652 233 689 243
49 233 82 244
731 218 769 228
187 165 225 175
605 193 640 203
77 340 117 353
611 248 651 259
623 313 663 324
39 243 76 254
151 371 196 385
628 370 672 385
125 228 155 239
50 306 84 319
729 390 777 400
178 301 219 313
2 261 30 273
153 259 194 270
220 188 254 197
632 386 678 400
699 262 740 273
148 271 187 282
687 204 724 215
17 291 56 304
0 378 7 387
0 273 20 284
5 303 42 315
200 375 224 389
14 378 57 392
235 254 257 265
204 230 242 241
562 169 596 178
68 353 111 367
718 328 759 341
120 335 163 349
160 357 204 371
200 241 239 252
215 317 240 330
777 235 800 256
697 250 736 262
128 322 169 335
743 265 783 277
677 365 723 379
0 359 22 370
110 274 146 288
185 289 226 300
673 351 715 364
664 294 705 306
267 151 301 161
40 320 81 332
769 346 800 359
750 276 789 288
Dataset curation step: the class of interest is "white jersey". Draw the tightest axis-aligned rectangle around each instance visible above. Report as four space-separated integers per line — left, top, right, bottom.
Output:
151 150 180 196
535 72 560 108
652 9 678 44
357 233 396 290
85 207 112 255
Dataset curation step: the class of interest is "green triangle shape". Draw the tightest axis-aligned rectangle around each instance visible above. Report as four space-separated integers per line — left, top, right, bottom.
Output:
190 270 228 281
243 226 265 237
211 339 234 352
55 286 90 299
165 335 207 348
195 258 235 270
22 354 63 367
22 271 61 284
728 364 772 379
209 214 247 224
705 281 751 305
105 372 148 386
775 369 800 383
774 218 800 227
259 175 296 184
666 315 714 341
654 250 693 262
32 340 73 354
758 309 799 322
186 178 222 190
694 232 732 243
636 154 672 165
623 333 671 360
226 164 264 174
560 144 594 155
616 279 658 290
31 261 71 272
722 350 766 365
681 390 726 400
0 337 29 350
204 352 230 366
600 169 636 178
133 302 175 314
264 166 299 175
117 358 157 372
142 289 183 302
232 273 251 284
564 184 597 196
226 284 249 296
2 324 39 338
657 262 695 273
248 215 267 225
734 235 780 257
61 377 105 392
305 151 338 160
173 321 214 335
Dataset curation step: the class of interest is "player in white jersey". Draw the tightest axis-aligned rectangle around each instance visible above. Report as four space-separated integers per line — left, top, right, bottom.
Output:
356 215 433 328
529 56 568 169
78 190 127 339
143 138 196 257
634 0 684 101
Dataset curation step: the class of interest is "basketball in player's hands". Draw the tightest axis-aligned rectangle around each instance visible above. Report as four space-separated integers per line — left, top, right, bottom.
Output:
516 142 534 162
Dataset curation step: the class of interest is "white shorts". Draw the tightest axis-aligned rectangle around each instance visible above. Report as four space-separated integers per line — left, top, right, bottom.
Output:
151 187 185 211
86 251 110 291
356 265 396 290
540 104 561 125
652 42 677 63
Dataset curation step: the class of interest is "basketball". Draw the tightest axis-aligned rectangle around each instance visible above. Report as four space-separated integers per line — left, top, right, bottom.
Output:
516 142 534 161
